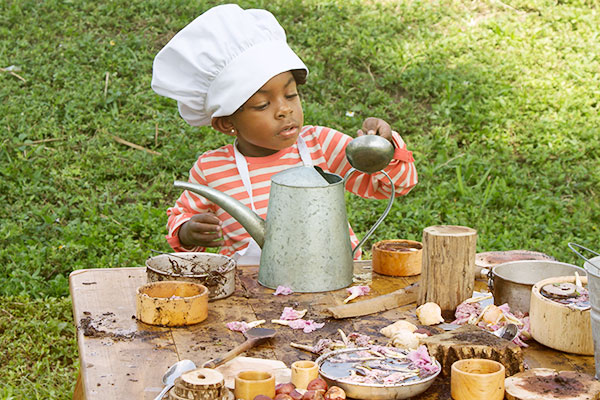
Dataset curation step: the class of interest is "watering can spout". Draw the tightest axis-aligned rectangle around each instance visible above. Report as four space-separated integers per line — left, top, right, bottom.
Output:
173 181 266 247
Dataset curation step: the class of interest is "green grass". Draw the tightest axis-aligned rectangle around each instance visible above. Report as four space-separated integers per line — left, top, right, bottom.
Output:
1 0 599 397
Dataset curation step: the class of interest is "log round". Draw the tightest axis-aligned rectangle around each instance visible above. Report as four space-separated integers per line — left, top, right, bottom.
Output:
530 276 593 355
418 225 477 315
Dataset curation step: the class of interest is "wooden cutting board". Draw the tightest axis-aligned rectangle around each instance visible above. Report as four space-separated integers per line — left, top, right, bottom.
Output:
505 368 600 400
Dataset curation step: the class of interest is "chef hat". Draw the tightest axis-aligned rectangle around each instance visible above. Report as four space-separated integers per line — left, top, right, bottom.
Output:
151 4 309 126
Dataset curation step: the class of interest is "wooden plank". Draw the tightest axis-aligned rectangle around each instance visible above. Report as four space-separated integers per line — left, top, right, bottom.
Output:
69 268 179 400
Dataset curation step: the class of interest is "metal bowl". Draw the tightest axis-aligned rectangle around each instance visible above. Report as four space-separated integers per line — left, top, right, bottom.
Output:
315 347 441 400
146 252 236 301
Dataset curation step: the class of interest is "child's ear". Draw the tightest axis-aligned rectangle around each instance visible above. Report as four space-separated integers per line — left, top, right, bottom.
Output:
211 117 236 137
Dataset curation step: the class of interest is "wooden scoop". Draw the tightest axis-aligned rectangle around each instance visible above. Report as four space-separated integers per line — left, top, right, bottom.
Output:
202 327 276 369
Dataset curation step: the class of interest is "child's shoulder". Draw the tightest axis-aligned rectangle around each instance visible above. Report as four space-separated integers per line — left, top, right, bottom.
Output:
195 143 235 165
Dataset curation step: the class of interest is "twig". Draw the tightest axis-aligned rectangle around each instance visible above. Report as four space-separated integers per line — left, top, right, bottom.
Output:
0 67 26 82
104 72 110 98
18 137 64 146
111 135 161 155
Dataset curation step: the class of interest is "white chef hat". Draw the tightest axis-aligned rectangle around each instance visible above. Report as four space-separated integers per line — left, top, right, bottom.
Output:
151 4 309 126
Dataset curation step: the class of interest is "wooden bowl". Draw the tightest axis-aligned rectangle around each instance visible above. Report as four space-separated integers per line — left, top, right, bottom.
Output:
451 359 505 400
234 370 275 400
136 281 208 327
372 240 422 276
530 275 593 355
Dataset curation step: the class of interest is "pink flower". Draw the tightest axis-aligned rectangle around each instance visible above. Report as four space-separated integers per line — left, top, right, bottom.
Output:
287 319 325 333
343 285 370 303
226 321 251 333
273 286 293 295
408 345 439 375
279 307 306 320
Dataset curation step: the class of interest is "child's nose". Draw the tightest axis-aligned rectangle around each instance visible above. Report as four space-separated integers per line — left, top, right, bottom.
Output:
275 100 292 118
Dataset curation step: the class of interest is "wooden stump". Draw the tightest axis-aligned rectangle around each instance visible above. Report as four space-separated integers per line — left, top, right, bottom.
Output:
420 324 524 377
418 225 477 316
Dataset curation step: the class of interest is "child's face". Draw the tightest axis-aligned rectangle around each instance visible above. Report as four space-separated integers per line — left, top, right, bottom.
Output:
228 71 304 157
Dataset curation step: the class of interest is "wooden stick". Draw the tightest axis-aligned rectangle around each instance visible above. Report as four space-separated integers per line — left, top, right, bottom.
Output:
0 67 26 82
111 135 161 155
327 283 418 319
18 137 64 146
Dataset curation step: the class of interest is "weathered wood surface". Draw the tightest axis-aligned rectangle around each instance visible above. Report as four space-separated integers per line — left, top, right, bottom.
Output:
70 262 595 400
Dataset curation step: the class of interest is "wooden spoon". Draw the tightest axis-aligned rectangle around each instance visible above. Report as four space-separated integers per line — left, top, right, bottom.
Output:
202 327 276 369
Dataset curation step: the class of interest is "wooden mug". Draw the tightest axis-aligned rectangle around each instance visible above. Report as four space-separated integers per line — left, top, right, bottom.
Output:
234 370 275 400
291 360 319 390
451 359 505 400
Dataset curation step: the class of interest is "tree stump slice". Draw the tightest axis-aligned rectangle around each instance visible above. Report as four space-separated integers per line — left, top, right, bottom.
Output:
505 368 600 400
171 368 228 400
419 324 524 377
418 225 477 316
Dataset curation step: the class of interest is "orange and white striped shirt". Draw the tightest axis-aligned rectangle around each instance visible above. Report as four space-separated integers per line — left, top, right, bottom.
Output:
166 125 417 257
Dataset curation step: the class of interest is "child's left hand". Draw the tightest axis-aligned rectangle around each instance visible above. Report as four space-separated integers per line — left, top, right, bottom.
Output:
357 117 393 142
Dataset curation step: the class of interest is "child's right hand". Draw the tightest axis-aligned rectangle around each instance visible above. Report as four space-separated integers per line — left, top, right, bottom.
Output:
178 213 224 249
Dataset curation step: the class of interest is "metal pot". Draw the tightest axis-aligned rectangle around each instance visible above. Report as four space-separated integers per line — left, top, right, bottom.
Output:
488 260 585 314
146 252 236 301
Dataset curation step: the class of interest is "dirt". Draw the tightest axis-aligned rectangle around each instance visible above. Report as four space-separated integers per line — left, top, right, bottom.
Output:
517 371 586 398
79 313 167 341
376 242 422 252
450 331 504 346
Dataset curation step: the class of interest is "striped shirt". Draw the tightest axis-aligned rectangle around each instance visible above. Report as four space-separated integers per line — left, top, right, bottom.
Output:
166 125 417 258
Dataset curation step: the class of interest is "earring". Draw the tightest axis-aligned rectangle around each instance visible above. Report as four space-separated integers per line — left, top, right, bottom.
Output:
230 129 235 133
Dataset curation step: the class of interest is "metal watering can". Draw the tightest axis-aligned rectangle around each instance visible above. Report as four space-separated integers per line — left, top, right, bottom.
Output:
174 135 396 292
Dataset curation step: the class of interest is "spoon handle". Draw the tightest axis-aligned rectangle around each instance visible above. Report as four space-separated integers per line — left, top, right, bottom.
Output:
203 338 257 369
154 383 173 400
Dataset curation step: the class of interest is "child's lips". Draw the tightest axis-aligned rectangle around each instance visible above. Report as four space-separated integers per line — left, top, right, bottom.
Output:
279 125 298 138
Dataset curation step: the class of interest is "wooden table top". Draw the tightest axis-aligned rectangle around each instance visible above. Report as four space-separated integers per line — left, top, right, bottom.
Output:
69 262 595 400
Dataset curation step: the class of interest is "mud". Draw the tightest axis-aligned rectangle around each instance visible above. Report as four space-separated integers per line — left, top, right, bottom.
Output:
517 371 586 398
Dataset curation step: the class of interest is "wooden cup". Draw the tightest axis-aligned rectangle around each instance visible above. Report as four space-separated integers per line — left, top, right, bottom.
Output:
372 239 423 276
291 360 319 390
234 370 275 400
451 359 505 400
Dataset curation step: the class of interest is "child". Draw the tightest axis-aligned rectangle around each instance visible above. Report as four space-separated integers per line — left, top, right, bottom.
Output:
152 4 417 265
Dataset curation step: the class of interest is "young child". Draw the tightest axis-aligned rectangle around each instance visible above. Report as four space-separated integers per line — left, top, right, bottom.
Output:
152 4 418 265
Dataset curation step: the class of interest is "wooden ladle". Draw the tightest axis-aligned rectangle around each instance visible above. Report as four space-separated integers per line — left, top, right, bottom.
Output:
202 327 276 369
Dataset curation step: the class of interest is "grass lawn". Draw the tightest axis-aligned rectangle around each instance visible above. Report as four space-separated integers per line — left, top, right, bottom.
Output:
1 0 599 398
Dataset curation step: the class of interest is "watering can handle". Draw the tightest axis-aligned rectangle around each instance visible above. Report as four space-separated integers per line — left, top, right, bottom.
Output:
568 242 600 271
344 168 395 258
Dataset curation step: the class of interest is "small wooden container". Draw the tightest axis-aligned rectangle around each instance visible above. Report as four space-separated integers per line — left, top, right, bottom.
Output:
451 359 505 400
372 239 422 276
530 275 593 355
136 281 208 327
291 360 319 390
234 370 275 400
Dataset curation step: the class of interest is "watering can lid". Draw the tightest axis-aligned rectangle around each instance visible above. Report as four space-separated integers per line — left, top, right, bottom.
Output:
272 166 331 187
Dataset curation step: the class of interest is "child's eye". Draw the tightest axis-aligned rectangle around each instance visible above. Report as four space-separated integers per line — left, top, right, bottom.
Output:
286 93 298 99
252 102 269 110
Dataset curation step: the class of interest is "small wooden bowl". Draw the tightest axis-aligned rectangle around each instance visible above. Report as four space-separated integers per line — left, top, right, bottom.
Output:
234 370 275 400
530 275 593 355
136 281 208 327
291 360 319 390
451 359 505 400
372 239 423 276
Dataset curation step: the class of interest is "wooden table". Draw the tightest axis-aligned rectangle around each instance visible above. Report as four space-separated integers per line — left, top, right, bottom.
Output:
70 262 595 399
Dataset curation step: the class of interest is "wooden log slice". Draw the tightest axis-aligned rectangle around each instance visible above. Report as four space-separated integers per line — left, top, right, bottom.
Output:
505 368 600 400
180 368 224 389
418 225 477 317
419 324 524 377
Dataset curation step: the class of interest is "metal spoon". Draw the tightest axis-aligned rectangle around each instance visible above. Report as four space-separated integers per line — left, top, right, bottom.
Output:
345 134 395 174
493 323 519 341
154 359 197 400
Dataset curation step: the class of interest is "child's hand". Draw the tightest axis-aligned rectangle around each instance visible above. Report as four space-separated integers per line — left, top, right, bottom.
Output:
357 117 393 142
178 213 224 249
